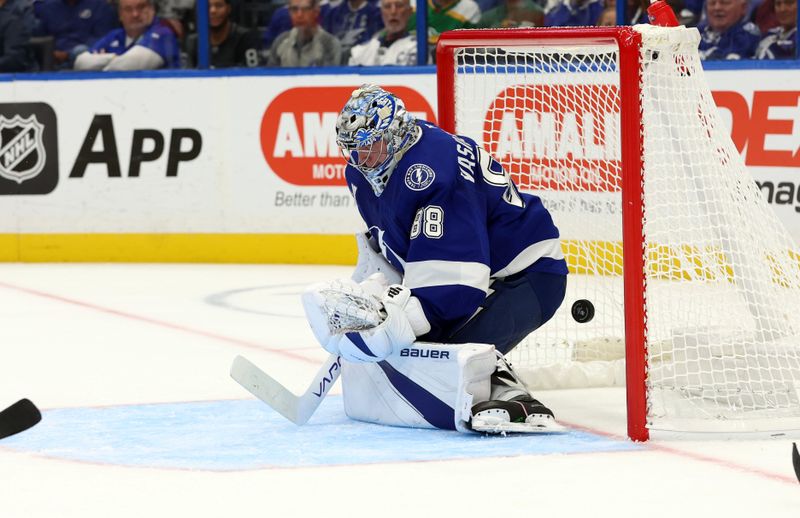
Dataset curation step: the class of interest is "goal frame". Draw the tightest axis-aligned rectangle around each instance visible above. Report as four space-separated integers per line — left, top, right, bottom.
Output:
436 27 650 441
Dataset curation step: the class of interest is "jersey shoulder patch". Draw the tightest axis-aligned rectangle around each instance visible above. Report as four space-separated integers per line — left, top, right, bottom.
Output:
404 163 436 191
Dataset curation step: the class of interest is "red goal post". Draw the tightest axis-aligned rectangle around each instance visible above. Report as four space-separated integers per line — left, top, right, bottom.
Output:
436 25 800 441
437 26 649 441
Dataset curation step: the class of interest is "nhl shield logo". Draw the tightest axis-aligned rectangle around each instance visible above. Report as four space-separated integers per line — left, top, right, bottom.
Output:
0 115 46 184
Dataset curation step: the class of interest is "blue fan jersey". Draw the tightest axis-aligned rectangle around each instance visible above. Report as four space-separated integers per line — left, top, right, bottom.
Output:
544 0 605 27
698 20 762 60
346 121 568 341
756 27 797 60
323 0 383 50
90 18 180 68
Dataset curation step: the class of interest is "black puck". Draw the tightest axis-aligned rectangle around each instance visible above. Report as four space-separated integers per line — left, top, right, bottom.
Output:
793 442 800 483
0 399 42 440
571 299 595 323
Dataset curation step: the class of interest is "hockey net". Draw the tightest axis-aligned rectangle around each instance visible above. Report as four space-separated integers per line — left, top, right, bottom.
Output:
437 25 800 439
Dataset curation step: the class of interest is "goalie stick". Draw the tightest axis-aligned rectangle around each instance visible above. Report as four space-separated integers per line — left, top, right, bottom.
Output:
229 274 381 425
230 353 341 425
0 399 42 440
231 352 569 434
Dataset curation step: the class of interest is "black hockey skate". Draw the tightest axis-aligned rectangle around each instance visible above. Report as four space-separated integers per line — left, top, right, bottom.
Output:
470 353 565 434
470 396 563 434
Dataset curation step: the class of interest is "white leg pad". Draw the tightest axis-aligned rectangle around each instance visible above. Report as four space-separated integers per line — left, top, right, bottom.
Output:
341 342 496 433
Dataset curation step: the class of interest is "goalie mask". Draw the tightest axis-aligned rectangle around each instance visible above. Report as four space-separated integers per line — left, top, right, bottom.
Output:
336 84 418 196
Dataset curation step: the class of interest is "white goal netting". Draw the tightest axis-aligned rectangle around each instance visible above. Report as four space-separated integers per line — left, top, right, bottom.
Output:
448 25 800 433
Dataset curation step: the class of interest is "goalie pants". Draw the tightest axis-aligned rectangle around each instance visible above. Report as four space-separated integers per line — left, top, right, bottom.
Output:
447 271 567 355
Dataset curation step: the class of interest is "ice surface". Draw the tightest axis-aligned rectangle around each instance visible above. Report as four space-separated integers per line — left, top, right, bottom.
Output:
0 264 798 517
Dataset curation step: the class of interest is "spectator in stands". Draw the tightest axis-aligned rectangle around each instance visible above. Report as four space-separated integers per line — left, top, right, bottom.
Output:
348 0 416 65
698 0 761 59
155 0 194 40
263 4 292 48
32 0 118 69
186 0 261 67
544 0 605 26
752 0 778 33
0 0 35 71
595 0 691 26
755 0 796 58
477 0 544 27
679 0 704 25
595 2 616 24
264 1 333 48
428 0 481 49
597 0 649 24
266 0 342 66
73 0 181 70
323 0 382 62
9 0 37 32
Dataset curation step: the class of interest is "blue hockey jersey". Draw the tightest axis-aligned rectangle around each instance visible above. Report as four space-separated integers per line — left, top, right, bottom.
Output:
698 20 762 60
322 0 383 52
755 26 797 60
34 0 117 52
89 18 180 68
346 121 568 341
544 0 605 27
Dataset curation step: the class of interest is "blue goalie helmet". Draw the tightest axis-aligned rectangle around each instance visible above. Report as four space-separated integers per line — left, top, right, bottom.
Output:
336 84 418 196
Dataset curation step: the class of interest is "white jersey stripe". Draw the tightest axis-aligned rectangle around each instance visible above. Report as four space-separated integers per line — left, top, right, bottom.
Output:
404 260 491 293
492 238 565 278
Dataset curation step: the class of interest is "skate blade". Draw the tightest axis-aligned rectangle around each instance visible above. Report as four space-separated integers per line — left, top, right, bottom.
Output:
471 415 567 434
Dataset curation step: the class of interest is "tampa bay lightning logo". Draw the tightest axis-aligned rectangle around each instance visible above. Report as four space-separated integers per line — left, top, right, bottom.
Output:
404 164 435 191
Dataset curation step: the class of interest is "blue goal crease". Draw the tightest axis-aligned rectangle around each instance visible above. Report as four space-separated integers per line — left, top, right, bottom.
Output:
0 397 640 471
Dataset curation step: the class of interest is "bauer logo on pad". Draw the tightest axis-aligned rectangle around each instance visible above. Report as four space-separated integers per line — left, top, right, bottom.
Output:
399 348 450 359
0 103 58 195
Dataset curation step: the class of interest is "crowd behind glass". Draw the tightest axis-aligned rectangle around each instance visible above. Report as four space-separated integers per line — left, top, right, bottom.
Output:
0 0 796 72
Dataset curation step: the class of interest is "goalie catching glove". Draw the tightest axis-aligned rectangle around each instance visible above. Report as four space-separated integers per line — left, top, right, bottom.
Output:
302 275 431 363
